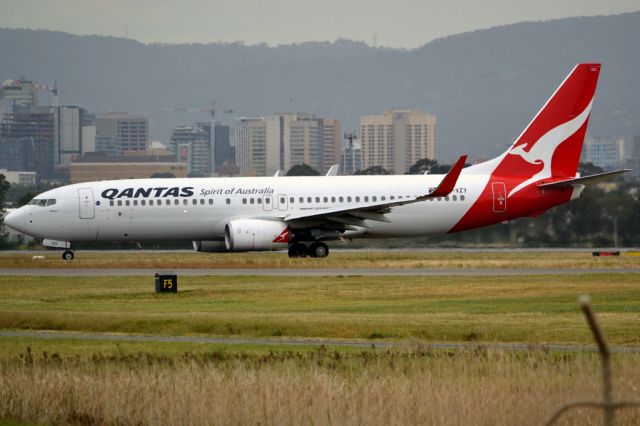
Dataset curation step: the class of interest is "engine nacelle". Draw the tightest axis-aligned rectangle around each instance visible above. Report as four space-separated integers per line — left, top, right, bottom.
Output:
224 219 289 252
192 240 229 252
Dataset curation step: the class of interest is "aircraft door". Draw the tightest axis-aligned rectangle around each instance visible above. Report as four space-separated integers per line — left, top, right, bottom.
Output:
78 188 95 219
277 194 288 211
263 195 273 211
491 182 506 213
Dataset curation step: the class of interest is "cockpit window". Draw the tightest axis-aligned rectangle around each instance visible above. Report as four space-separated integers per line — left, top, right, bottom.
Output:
28 198 56 207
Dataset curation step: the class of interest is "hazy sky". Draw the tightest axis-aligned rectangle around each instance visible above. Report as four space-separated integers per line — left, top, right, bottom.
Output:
1 0 639 48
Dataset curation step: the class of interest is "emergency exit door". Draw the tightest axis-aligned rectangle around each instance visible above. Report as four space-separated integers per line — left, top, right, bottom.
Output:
491 182 506 213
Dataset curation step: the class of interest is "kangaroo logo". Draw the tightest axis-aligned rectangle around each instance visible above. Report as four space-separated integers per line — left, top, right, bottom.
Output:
506 100 593 198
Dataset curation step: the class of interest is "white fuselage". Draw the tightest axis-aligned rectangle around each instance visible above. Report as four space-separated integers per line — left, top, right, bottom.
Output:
8 172 490 244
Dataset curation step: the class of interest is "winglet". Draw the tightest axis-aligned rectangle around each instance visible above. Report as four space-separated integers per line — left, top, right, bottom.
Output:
326 164 340 176
420 155 467 199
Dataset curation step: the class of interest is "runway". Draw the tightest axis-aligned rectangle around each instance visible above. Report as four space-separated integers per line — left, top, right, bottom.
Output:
3 267 639 276
1 330 638 353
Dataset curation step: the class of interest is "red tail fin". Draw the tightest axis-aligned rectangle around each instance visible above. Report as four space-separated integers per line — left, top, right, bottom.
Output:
491 64 601 196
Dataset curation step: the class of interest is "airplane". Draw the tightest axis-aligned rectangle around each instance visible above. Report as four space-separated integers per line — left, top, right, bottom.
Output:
3 63 629 260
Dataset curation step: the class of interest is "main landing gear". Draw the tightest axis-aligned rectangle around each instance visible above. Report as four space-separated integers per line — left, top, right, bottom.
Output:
62 249 75 261
288 242 329 258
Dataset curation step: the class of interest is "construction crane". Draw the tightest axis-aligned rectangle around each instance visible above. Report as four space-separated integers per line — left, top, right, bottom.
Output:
33 80 63 107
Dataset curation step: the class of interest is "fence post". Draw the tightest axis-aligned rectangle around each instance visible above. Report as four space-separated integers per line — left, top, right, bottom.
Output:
578 295 613 426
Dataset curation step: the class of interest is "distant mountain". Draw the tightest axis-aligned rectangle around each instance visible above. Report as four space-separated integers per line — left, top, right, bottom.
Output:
1 11 639 161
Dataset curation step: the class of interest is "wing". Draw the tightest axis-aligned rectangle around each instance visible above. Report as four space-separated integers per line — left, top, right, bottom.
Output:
284 155 467 231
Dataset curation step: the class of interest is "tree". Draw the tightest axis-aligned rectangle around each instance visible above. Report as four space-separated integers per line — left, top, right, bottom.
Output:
407 158 439 174
16 191 37 207
0 174 12 249
286 163 320 176
354 166 389 175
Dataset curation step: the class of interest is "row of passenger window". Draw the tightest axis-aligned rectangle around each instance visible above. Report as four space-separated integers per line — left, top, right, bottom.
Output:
107 193 467 208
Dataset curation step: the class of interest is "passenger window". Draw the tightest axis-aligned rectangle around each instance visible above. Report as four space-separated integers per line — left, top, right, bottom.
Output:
250 198 255 204
192 199 197 205
257 198 262 204
437 197 442 202
200 199 205 205
265 198 270 204
117 200 122 206
445 196 450 201
110 200 114 207
166 199 170 205
141 200 146 206
290 197 294 203
390 196 395 200
133 200 138 206
226 198 231 205
355 196 360 202
331 197 336 203
381 196 385 201
208 199 213 205
347 196 352 202
174 199 179 205
373 196 377 202
183 199 188 205
339 196 344 202
242 198 247 204
149 200 154 206
299 197 304 203
323 197 328 203
452 195 457 201
307 197 312 203
125 200 130 206
315 197 320 203
460 195 466 201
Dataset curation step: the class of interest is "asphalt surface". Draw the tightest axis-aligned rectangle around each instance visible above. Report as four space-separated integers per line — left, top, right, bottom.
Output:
3 267 639 276
1 330 638 353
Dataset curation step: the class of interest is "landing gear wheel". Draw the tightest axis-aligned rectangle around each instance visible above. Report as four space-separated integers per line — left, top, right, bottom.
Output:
288 243 307 258
62 250 74 261
308 242 329 258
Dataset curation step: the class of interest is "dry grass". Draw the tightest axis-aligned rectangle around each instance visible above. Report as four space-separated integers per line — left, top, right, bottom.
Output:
1 347 640 425
1 250 639 270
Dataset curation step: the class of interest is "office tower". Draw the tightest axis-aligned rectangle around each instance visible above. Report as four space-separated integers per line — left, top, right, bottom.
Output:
360 109 436 174
95 112 148 155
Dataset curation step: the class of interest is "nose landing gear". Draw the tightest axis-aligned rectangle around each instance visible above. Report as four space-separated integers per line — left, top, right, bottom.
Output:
62 250 75 261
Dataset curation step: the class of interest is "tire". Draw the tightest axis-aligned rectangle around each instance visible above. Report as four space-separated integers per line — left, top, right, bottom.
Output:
288 243 307 258
62 250 74 261
309 242 329 258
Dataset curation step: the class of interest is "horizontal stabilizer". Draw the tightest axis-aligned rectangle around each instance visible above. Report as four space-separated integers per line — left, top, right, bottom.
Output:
537 169 630 189
418 155 467 199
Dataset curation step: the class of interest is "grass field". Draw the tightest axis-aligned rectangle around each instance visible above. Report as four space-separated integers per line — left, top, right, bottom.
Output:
1 249 639 269
1 273 639 344
2 251 640 424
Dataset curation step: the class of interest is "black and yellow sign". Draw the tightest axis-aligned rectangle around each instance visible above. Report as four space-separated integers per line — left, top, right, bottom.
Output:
155 274 177 293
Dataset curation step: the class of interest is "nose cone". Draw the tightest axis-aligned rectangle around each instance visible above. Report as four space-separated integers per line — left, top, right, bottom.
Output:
3 209 24 232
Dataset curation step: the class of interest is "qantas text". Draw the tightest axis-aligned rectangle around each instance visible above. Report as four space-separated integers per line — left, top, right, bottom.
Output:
101 187 195 199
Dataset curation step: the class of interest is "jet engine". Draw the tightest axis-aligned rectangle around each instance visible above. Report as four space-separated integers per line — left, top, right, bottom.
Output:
192 240 229 252
224 219 289 252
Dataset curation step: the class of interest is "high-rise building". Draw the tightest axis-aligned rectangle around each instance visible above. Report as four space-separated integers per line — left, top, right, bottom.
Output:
341 139 363 175
235 113 341 176
582 136 624 171
0 79 38 112
624 134 640 180
169 125 211 176
54 106 89 168
95 112 148 155
0 106 55 181
195 122 234 171
360 109 436 174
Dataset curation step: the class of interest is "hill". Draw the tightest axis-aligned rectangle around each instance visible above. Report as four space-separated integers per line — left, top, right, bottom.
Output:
0 11 638 161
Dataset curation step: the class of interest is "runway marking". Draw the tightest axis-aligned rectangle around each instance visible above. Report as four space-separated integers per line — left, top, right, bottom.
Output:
1 330 639 353
2 268 640 276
